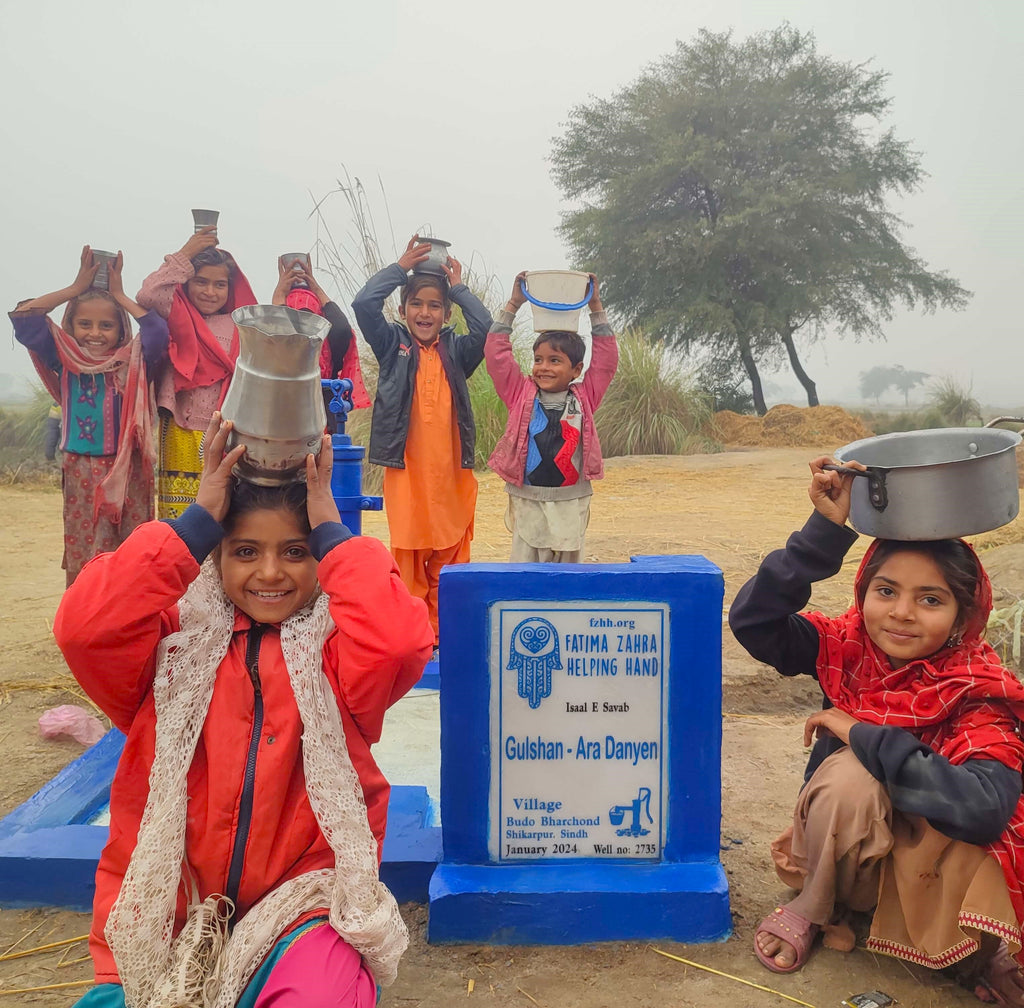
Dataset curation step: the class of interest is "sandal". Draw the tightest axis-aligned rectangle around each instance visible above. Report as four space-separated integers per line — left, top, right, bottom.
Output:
974 942 1024 1006
754 905 820 974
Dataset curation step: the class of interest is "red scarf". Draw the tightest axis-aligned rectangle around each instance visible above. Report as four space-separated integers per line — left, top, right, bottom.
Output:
287 288 370 409
28 305 155 523
804 541 1024 957
166 255 256 392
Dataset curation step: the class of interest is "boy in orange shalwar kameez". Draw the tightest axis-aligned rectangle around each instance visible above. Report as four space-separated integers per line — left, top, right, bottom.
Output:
352 237 493 649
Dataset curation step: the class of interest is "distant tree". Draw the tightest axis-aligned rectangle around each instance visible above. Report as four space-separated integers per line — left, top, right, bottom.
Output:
551 25 970 416
889 365 930 406
859 365 894 404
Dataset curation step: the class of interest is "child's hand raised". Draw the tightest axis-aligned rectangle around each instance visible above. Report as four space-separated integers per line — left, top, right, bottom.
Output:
178 226 219 262
305 434 342 529
397 236 432 272
808 455 865 527
441 256 463 287
587 273 603 312
507 271 528 312
71 246 100 296
272 259 303 305
107 252 126 297
195 413 246 523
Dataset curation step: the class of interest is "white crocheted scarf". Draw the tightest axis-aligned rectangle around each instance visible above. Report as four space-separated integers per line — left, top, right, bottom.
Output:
105 561 408 1008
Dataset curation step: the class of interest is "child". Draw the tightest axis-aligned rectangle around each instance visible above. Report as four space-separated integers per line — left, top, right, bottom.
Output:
54 415 433 1008
485 271 618 562
352 237 493 648
729 456 1024 1006
11 247 166 585
136 225 257 518
271 257 370 430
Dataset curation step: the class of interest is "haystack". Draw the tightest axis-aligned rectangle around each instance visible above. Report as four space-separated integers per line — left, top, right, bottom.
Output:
714 405 873 448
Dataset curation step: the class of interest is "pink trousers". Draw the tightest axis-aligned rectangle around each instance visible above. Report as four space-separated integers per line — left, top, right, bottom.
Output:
252 923 377 1007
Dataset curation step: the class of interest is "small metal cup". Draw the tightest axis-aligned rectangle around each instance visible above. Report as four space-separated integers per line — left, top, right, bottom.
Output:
280 252 311 288
412 237 451 275
91 250 117 291
191 208 219 235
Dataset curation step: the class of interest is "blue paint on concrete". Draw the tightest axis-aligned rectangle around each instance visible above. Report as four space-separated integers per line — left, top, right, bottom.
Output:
429 861 729 944
414 659 441 691
1 727 123 830
429 556 731 944
0 732 441 910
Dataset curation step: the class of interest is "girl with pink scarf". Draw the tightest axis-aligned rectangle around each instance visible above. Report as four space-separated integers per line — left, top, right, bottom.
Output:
11 247 167 584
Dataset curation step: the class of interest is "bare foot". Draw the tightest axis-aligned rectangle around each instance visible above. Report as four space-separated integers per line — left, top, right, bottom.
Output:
823 918 856 952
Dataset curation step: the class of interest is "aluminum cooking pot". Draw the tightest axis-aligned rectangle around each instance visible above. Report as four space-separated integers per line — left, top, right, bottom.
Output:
828 423 1022 540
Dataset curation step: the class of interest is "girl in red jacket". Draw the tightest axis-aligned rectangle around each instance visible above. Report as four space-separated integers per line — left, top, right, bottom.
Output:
56 415 433 1008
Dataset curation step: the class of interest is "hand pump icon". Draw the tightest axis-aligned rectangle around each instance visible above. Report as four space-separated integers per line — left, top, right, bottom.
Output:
609 787 653 838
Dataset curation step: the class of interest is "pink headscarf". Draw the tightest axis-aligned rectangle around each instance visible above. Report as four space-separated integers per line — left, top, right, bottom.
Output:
285 288 370 408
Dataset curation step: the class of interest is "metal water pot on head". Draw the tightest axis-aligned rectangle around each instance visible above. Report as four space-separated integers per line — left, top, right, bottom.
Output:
220 305 329 485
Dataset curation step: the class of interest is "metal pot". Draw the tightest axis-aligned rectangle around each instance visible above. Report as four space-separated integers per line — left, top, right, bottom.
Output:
412 237 451 275
829 423 1022 540
221 305 328 486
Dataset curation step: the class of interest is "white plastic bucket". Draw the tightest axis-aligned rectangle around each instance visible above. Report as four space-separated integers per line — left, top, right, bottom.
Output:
521 270 592 332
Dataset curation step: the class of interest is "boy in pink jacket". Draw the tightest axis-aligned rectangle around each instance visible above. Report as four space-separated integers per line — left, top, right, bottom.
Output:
485 272 618 562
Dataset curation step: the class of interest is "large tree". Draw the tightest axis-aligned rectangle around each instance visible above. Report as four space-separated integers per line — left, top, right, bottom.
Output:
551 26 970 415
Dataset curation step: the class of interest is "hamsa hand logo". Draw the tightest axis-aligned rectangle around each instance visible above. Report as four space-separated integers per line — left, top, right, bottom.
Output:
508 617 561 709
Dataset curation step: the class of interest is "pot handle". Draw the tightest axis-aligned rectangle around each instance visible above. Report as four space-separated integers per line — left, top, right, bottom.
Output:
984 416 1024 429
519 278 594 312
822 463 889 512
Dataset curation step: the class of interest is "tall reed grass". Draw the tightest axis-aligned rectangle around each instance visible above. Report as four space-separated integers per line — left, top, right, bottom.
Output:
595 329 719 457
0 385 60 485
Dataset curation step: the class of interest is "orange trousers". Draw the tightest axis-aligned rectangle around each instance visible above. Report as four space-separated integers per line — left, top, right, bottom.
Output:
392 528 472 645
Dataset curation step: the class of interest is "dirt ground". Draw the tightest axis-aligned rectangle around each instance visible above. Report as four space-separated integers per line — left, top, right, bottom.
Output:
2 447 1023 1007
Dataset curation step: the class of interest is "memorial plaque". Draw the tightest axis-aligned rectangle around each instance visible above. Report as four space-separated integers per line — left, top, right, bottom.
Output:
489 602 668 862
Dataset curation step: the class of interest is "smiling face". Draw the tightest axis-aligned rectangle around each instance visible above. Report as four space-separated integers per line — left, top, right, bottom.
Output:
186 264 231 316
532 339 584 393
69 297 123 358
399 282 450 345
861 550 960 667
216 507 318 624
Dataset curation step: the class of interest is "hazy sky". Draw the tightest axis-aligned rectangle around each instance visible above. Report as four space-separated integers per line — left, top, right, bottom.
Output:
2 0 1021 407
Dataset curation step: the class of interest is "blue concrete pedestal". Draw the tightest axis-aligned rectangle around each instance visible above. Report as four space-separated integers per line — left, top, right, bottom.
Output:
429 861 729 944
427 556 731 945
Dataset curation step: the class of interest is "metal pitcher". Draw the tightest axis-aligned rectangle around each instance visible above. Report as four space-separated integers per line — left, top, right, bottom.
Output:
221 305 329 486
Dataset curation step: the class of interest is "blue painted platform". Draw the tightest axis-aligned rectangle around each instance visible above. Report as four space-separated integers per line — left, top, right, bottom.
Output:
0 729 441 911
428 555 732 945
414 658 440 691
430 861 729 944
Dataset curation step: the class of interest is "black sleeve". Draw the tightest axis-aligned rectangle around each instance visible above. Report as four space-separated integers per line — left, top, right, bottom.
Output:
728 510 859 678
850 722 1023 844
322 301 354 373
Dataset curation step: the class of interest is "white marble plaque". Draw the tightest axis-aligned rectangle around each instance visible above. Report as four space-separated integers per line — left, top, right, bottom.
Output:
488 602 668 861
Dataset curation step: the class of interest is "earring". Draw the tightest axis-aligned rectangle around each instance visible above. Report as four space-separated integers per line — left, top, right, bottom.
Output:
945 632 963 649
